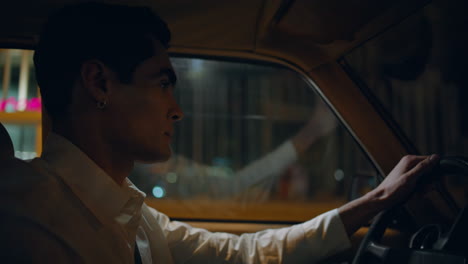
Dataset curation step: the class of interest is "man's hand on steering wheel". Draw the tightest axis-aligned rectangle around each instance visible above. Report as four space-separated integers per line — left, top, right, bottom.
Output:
372 154 440 209
338 154 439 237
350 156 468 264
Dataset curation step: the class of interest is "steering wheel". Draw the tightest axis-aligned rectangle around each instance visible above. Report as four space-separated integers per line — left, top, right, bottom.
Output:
351 157 468 264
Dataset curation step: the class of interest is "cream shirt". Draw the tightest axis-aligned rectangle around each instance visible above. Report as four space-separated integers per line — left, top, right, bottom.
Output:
0 133 351 263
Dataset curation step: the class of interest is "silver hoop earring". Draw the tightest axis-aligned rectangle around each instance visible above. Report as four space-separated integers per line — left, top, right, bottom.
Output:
97 100 107 109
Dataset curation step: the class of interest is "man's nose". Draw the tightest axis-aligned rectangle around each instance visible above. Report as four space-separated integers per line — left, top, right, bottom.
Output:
168 104 184 122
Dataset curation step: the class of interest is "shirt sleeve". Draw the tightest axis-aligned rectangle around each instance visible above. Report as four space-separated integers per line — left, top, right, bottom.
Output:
149 206 351 264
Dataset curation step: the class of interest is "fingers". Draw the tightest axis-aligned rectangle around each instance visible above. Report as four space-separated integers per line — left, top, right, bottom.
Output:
406 154 440 178
399 155 429 170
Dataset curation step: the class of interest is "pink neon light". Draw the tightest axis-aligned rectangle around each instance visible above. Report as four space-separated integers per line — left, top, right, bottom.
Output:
0 97 42 112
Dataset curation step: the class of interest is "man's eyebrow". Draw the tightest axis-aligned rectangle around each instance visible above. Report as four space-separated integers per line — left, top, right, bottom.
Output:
157 68 177 85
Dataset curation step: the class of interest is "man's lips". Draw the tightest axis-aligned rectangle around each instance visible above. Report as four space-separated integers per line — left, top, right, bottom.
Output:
164 132 172 138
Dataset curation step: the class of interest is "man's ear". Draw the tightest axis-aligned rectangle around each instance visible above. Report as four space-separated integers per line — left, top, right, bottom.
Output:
80 60 112 103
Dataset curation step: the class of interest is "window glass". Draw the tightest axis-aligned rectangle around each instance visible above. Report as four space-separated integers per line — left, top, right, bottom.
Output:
130 57 379 222
0 49 41 159
344 0 468 157
3 124 37 159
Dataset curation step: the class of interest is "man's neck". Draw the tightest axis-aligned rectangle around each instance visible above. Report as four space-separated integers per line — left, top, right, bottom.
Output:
52 121 133 186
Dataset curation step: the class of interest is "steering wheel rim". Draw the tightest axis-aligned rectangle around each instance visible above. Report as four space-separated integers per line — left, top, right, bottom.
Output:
351 156 468 264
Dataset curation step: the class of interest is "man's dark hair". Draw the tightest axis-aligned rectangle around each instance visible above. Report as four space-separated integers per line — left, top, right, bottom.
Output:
34 3 171 121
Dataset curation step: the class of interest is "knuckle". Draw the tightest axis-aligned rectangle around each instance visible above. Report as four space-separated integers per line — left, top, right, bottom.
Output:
414 159 430 172
420 157 431 167
401 155 413 163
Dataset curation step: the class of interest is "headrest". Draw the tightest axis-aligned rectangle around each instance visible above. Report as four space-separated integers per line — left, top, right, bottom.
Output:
0 123 14 158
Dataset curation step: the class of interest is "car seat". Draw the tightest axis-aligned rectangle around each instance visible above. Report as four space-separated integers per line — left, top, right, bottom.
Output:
0 122 14 158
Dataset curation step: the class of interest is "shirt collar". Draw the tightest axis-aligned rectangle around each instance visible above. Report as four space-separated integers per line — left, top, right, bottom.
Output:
40 132 145 225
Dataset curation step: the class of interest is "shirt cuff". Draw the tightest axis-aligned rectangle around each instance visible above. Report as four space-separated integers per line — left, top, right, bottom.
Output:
301 209 351 260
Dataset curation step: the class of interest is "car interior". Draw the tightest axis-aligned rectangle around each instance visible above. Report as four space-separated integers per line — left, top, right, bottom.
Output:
1 0 467 263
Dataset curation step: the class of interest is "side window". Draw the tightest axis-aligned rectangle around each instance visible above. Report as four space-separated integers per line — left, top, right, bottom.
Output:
0 49 41 159
130 57 380 222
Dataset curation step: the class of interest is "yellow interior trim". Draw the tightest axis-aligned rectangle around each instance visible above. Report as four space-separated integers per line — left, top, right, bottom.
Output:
0 112 41 124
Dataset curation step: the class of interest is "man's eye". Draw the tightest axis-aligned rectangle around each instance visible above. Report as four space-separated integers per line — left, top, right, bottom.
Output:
160 80 172 89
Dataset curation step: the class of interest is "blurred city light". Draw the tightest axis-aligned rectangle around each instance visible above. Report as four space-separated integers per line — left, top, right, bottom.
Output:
152 186 166 198
166 172 178 183
334 169 345 181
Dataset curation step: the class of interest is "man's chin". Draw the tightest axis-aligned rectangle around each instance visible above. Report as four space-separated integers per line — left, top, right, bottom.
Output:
135 149 172 164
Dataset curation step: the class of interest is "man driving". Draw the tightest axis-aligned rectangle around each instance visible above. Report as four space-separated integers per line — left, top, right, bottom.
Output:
0 3 438 263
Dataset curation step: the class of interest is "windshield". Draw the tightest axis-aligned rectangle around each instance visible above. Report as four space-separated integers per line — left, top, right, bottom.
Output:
344 0 468 157
344 0 468 218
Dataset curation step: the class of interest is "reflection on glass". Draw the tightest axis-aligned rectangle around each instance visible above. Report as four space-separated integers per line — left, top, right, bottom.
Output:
129 58 378 220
